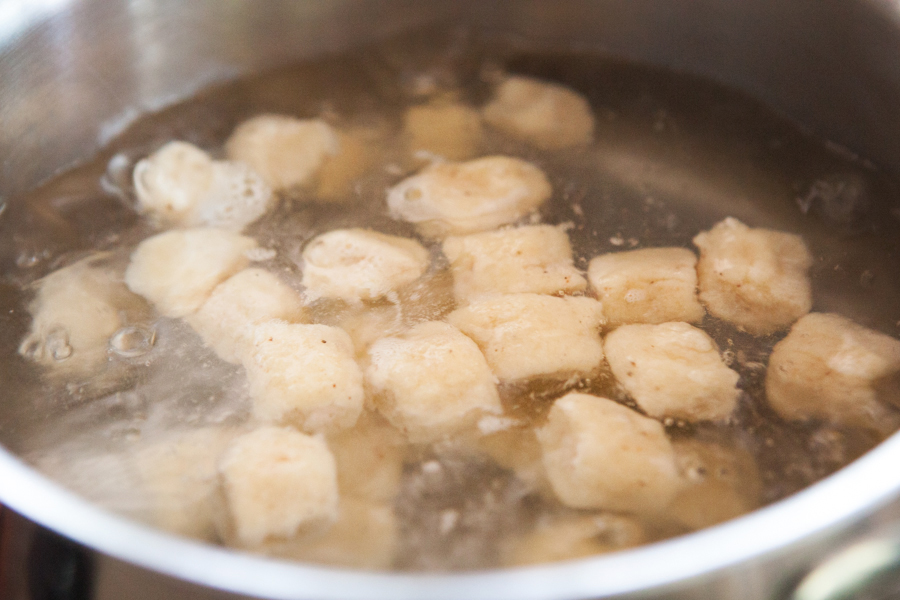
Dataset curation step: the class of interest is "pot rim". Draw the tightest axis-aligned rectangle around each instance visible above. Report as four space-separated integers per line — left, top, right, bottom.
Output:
2 431 900 600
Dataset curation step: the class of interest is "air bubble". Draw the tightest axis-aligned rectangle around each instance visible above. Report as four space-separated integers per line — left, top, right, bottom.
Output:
722 349 735 366
100 153 133 200
20 336 43 361
109 325 156 358
16 251 47 269
45 327 73 361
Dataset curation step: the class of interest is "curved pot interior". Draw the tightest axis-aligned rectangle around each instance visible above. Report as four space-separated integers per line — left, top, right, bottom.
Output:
3 1 900 599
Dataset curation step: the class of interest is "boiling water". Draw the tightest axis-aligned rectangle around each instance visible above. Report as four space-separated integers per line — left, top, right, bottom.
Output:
1 26 900 570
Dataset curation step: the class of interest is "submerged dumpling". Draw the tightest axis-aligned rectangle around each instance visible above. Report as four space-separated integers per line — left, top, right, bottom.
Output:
225 114 339 191
218 427 339 547
260 497 398 570
133 427 238 541
482 76 595 149
125 228 257 318
404 101 484 161
188 268 307 364
502 512 647 567
20 255 149 375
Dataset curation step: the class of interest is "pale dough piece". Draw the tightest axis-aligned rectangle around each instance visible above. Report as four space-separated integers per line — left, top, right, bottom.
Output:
327 410 407 502
125 228 257 318
477 425 551 496
243 321 365 433
693 217 812 335
366 321 502 443
132 141 273 231
537 392 682 513
604 322 740 422
133 427 238 541
442 224 586 302
766 312 900 428
482 76 595 150
225 114 339 191
300 228 430 303
404 101 483 161
19 255 149 375
261 498 397 570
502 512 647 567
588 247 704 326
668 439 762 530
447 293 605 382
386 156 552 238
187 268 308 364
316 127 382 201
218 426 339 547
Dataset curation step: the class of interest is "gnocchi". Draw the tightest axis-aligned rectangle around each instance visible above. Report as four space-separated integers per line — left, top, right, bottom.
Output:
386 156 552 237
447 293 605 382
443 224 586 302
694 217 812 335
604 322 740 422
482 76 595 149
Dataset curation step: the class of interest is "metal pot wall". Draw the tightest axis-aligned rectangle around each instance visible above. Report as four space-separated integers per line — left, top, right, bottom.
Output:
3 1 900 599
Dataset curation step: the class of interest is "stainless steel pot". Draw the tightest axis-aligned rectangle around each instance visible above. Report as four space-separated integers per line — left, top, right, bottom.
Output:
4 1 900 599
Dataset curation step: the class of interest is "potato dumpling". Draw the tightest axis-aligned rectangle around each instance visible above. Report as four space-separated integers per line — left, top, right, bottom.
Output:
327 410 407 502
133 427 238 541
315 127 382 202
668 439 762 530
443 224 586 302
537 393 682 513
187 268 308 364
693 217 812 335
243 321 364 433
133 141 273 231
218 426 339 547
502 512 647 567
604 322 740 422
404 101 484 161
261 498 397 570
447 293 605 382
588 247 704 326
225 114 339 191
386 156 552 238
19 255 149 375
477 425 551 496
482 75 595 150
300 228 430 303
366 321 502 443
766 313 900 429
125 228 257 318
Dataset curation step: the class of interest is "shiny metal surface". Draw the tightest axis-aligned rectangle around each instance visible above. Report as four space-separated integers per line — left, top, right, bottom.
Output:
4 1 900 599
